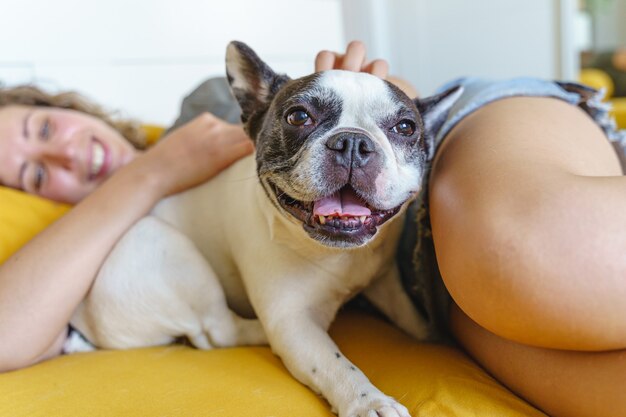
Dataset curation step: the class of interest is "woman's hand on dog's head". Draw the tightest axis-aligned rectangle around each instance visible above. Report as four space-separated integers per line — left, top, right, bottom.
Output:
314 40 417 98
314 40 389 79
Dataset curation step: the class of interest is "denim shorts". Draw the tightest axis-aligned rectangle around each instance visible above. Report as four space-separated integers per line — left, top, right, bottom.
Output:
398 77 626 343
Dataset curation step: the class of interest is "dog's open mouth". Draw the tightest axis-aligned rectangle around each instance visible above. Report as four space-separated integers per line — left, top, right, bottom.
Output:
269 182 402 246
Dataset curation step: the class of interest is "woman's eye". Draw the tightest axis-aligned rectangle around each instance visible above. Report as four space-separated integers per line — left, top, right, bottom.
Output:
33 165 45 191
40 119 51 140
391 119 416 136
287 110 313 126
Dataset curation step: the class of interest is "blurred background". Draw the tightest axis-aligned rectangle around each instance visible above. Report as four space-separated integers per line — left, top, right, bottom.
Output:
1 0 625 126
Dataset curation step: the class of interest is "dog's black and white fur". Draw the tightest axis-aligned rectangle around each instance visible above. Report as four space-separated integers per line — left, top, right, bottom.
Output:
67 42 461 417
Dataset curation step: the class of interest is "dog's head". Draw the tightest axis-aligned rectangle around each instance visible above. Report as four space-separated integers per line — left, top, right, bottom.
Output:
226 41 460 248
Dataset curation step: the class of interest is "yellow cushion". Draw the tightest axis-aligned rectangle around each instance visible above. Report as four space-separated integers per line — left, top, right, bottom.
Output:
0 187 70 263
0 310 545 417
611 97 626 129
579 68 626 129
579 68 615 99
141 124 166 145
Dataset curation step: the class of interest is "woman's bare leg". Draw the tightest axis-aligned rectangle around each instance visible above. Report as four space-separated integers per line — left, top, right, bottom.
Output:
429 96 626 415
450 302 626 417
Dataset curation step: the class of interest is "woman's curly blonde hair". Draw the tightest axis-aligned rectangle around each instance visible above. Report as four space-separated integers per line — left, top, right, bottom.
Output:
0 84 147 149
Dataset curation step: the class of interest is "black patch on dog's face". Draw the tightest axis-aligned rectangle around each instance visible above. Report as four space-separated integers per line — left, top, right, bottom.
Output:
253 73 342 180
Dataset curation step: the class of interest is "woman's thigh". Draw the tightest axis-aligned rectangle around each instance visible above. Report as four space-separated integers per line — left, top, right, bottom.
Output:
450 302 626 417
429 96 626 350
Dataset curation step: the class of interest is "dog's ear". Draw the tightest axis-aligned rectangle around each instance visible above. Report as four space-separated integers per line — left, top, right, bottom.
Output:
414 85 463 159
226 41 290 128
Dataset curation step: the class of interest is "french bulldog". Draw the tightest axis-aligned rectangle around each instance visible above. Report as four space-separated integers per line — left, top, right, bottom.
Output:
67 41 461 417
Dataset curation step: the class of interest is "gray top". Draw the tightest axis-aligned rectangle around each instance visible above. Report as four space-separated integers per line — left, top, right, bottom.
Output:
167 77 242 133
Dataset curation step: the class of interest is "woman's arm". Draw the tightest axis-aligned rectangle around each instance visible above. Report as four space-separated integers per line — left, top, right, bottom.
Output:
0 113 253 372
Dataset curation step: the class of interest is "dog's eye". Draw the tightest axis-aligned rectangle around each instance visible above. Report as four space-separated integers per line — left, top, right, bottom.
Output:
391 119 415 136
287 110 313 126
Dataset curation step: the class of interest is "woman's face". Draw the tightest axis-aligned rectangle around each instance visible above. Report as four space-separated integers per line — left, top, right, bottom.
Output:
0 105 138 204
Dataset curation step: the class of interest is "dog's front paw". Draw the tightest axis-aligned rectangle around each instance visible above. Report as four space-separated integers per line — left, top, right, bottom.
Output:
342 393 410 417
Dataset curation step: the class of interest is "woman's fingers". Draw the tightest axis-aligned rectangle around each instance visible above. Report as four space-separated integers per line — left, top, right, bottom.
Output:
315 50 336 72
362 59 389 79
341 41 367 72
315 41 367 72
314 41 388 80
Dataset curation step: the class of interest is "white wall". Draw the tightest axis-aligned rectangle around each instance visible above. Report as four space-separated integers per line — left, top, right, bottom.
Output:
2 0 573 123
0 0 344 125
342 0 576 96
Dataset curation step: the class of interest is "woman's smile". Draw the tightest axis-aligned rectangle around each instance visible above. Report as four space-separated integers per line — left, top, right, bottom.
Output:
89 138 112 181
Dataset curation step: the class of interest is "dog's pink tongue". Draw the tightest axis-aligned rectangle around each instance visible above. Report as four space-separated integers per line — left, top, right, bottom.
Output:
313 188 371 216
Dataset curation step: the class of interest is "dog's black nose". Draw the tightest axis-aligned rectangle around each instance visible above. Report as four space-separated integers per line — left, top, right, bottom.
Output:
326 132 375 168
